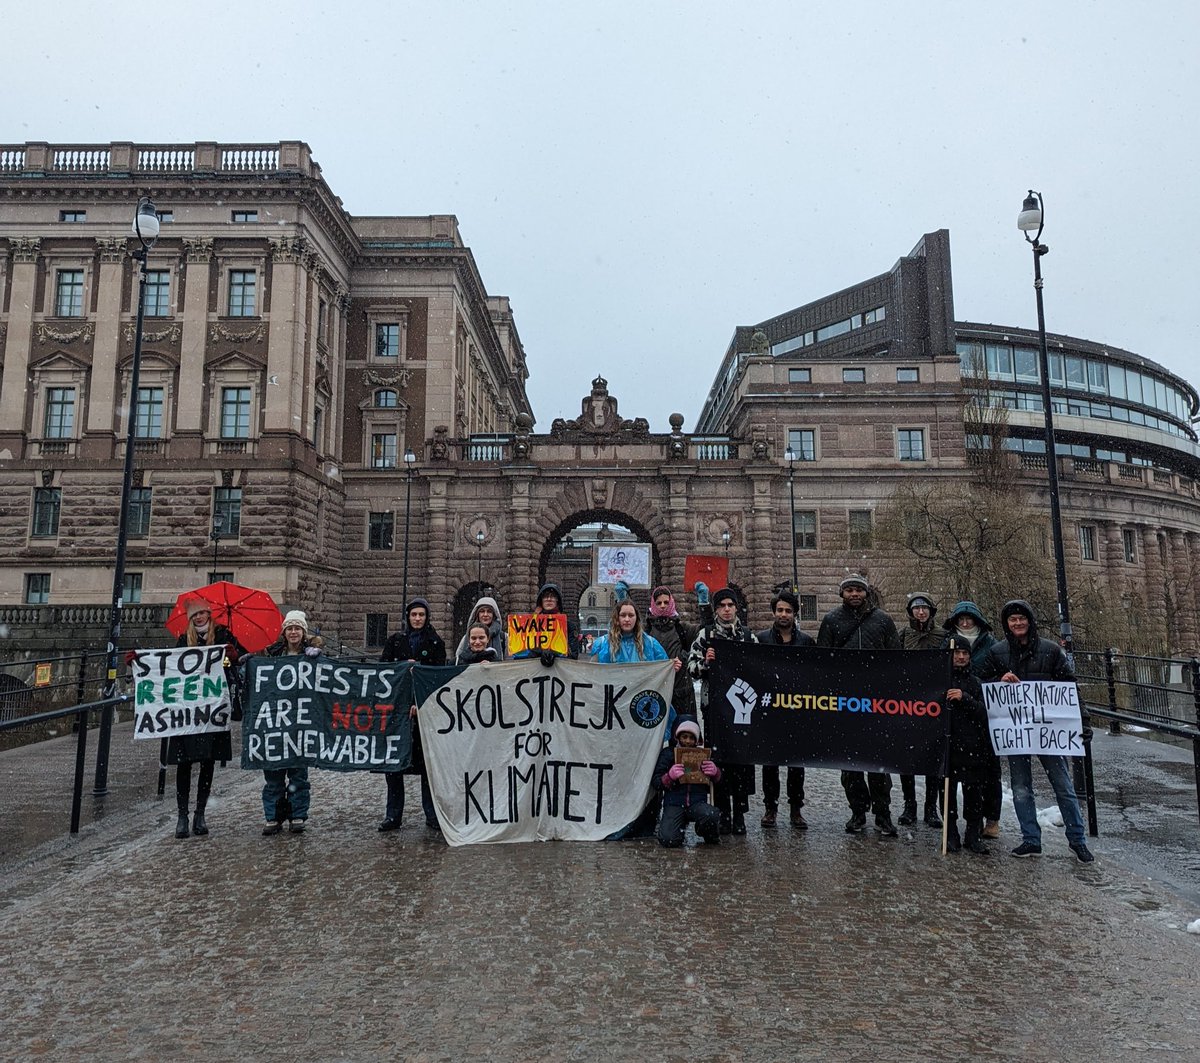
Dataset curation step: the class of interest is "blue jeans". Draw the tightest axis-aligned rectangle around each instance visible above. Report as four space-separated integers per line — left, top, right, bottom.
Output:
1008 755 1085 847
262 766 310 822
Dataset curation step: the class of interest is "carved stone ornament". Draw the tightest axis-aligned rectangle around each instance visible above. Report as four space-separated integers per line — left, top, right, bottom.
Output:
464 515 493 547
183 239 213 263
430 424 450 461
362 367 411 388
36 322 94 344
98 238 125 264
549 376 651 438
12 238 41 263
124 322 181 344
271 236 308 262
209 322 266 343
749 328 770 355
706 515 737 547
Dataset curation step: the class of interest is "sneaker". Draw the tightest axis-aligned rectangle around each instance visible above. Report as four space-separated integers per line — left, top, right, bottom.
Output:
897 800 918 827
377 818 401 832
262 822 283 836
982 819 1001 839
1010 842 1042 858
731 813 747 835
789 807 808 830
288 819 306 834
875 812 899 837
760 806 778 828
845 812 867 833
1070 843 1095 864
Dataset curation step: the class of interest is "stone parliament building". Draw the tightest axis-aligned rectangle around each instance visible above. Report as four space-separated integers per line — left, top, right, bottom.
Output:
1 140 1197 658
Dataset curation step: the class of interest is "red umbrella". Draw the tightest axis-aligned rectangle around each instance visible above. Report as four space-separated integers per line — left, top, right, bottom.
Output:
166 581 283 653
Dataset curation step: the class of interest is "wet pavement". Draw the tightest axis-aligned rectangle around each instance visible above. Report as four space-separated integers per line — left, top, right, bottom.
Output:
2 723 1199 1061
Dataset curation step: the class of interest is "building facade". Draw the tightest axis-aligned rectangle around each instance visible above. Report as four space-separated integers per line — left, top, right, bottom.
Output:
2 141 1197 658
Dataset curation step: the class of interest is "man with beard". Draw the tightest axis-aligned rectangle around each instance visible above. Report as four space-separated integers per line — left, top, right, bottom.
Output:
816 575 901 837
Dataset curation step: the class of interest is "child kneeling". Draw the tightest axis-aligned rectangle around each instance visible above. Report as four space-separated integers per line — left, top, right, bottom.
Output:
653 717 722 847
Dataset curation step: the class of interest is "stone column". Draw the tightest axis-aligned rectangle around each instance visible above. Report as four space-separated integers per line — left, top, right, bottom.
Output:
264 239 304 436
1167 529 1197 655
0 239 40 454
1141 525 1166 645
176 240 212 438
85 240 127 443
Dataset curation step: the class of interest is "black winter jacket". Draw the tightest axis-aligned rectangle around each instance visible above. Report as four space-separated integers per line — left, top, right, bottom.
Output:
816 605 900 650
947 666 997 780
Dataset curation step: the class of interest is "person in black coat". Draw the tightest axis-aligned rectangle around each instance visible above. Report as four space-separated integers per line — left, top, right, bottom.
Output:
645 585 703 716
944 636 998 854
168 598 244 840
378 597 446 832
816 575 901 837
755 590 815 829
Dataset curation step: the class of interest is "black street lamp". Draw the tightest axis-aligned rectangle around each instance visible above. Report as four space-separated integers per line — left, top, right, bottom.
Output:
210 515 224 579
401 448 417 606
721 527 731 557
475 527 485 587
1018 190 1073 659
784 444 799 593
96 197 160 795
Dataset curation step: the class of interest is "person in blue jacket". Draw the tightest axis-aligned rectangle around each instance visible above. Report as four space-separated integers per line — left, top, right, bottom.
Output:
652 717 722 847
590 600 671 664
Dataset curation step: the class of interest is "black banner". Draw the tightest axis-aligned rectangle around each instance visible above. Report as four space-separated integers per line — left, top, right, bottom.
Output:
706 644 951 775
242 656 414 772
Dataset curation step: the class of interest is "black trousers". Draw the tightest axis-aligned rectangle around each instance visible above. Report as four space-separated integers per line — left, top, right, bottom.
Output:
946 776 986 824
713 763 754 817
983 758 1003 821
900 773 944 806
761 765 805 808
841 771 892 815
176 760 214 815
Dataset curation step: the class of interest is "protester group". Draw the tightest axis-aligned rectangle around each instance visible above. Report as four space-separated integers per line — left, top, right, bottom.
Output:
148 575 1094 863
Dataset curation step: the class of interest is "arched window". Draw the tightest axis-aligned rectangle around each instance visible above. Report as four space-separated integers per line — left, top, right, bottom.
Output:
375 389 398 408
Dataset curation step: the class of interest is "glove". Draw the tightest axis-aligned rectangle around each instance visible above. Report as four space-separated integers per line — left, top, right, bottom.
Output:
700 760 719 778
614 581 630 604
124 650 138 667
305 645 320 657
1081 725 1094 743
695 581 710 605
539 650 557 667
224 644 240 664
667 763 686 781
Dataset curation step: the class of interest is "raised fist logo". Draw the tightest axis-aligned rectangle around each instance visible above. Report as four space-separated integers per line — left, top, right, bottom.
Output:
726 678 757 726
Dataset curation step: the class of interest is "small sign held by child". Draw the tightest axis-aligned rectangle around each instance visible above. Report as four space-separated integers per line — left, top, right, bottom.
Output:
675 745 712 786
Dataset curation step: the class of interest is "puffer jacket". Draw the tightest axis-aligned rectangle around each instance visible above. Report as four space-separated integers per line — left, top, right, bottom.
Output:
816 604 900 650
979 600 1074 682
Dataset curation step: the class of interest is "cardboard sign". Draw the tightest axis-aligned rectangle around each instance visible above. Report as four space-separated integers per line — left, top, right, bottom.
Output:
983 680 1084 757
508 613 569 656
675 745 712 785
34 663 52 687
683 554 729 593
132 646 231 739
594 543 652 588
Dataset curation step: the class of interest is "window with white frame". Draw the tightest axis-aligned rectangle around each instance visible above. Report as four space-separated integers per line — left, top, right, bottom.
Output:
54 270 84 316
228 270 257 317
364 308 409 363
898 428 926 461
842 367 865 383
375 323 401 358
60 210 87 223
788 367 812 384
25 573 51 604
232 210 258 223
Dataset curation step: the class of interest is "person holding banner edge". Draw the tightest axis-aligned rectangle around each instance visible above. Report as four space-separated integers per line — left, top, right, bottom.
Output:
756 590 814 829
379 597 447 833
259 610 320 835
944 636 996 854
687 587 758 834
169 598 244 840
816 575 902 837
980 599 1094 862
898 592 945 830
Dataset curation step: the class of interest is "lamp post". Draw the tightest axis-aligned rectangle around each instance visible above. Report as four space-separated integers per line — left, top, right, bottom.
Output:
784 445 799 593
401 448 416 606
721 528 731 557
96 197 160 796
210 515 224 580
475 527 485 588
1018 190 1073 660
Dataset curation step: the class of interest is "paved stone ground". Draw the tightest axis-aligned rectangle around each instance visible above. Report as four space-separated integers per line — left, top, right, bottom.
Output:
2 723 1199 1061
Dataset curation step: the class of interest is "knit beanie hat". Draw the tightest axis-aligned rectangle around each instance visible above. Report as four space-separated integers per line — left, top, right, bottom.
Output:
839 574 868 591
282 609 309 633
712 588 738 608
675 719 701 741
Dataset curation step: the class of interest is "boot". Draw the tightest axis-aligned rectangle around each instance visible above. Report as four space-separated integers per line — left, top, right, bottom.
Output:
923 800 943 829
875 812 898 837
760 803 778 828
192 810 209 836
897 799 918 827
945 820 962 852
175 813 190 839
965 820 989 855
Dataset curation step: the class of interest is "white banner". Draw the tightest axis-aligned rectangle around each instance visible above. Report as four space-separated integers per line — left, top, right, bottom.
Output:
983 680 1084 757
420 658 674 845
594 543 652 588
132 645 231 739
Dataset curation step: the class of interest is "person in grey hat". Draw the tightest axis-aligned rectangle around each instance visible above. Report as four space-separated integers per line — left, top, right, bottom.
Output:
897 592 944 829
816 575 901 837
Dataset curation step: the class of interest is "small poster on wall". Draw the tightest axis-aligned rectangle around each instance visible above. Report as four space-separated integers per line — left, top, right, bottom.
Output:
594 543 652 588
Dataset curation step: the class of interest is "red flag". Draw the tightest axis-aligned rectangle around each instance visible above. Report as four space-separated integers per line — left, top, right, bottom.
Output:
683 555 729 592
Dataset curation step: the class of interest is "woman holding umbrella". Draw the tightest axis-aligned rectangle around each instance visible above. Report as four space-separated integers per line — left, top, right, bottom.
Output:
378 597 446 832
170 598 245 839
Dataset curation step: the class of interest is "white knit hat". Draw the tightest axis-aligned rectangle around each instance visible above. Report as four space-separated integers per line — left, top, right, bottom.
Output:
282 609 309 633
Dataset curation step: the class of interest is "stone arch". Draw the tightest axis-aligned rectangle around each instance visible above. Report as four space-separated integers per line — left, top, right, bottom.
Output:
536 507 664 615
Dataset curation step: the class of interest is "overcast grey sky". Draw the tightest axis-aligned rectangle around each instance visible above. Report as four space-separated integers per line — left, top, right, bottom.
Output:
7 2 1197 428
